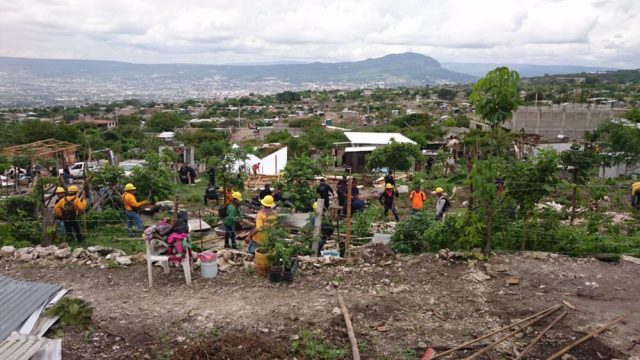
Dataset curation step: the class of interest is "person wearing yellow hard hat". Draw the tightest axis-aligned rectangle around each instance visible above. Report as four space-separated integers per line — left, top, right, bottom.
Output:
246 195 277 254
53 184 87 242
122 183 149 237
434 187 450 221
223 191 243 249
379 183 399 222
53 186 67 237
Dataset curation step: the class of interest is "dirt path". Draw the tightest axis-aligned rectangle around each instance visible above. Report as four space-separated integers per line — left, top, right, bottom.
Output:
2 251 639 359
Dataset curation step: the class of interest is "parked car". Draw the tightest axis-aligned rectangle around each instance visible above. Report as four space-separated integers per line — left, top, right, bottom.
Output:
118 160 146 177
58 161 105 178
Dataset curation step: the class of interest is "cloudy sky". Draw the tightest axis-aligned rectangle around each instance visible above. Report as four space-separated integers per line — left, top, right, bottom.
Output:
0 0 638 67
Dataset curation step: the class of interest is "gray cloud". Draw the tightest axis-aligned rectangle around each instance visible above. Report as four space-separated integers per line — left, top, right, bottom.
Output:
0 0 638 67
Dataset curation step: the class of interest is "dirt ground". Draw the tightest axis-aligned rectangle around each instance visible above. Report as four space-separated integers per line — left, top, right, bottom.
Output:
2 248 639 360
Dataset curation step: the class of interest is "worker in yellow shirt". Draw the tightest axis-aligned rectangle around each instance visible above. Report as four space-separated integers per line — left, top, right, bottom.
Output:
632 181 640 210
53 185 87 242
246 195 277 254
122 183 149 237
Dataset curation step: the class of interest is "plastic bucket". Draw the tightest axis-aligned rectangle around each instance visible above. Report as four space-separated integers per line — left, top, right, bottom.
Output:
201 260 218 278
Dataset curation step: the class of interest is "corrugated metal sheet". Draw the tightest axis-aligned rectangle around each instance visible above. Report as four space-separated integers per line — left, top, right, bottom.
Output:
0 333 61 360
0 276 62 342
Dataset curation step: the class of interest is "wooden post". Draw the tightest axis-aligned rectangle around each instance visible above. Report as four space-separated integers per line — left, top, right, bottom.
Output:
515 311 566 360
345 177 352 254
312 198 325 256
337 293 360 360
146 240 153 288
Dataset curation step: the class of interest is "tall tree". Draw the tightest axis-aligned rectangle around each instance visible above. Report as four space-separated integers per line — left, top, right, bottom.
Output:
367 141 424 173
469 67 521 128
559 144 598 224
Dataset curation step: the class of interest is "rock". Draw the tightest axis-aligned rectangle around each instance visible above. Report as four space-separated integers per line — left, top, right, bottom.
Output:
331 307 342 315
621 255 640 266
35 245 58 258
522 251 550 260
514 332 524 339
291 334 300 341
390 285 410 294
0 245 15 257
58 242 69 249
18 252 34 262
466 268 491 282
131 253 147 264
243 261 255 270
418 342 428 349
54 247 71 259
115 256 132 265
506 277 521 286
380 278 391 286
259 328 269 333
87 246 117 256
332 281 340 288
72 248 85 258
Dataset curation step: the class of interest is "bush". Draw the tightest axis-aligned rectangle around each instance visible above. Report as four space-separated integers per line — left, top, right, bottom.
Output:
46 298 94 331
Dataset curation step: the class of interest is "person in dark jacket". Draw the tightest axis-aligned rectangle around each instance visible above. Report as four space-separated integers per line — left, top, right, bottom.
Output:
384 171 395 186
379 183 399 222
178 164 189 184
259 184 273 200
204 183 219 205
207 167 216 184
273 185 284 203
316 178 334 210
187 165 197 184
336 176 347 207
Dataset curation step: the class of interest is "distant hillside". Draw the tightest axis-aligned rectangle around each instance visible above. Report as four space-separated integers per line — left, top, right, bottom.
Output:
0 53 476 105
442 62 615 78
532 69 640 83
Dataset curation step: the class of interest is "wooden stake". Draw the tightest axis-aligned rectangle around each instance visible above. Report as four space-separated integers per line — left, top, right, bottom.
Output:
312 198 324 256
546 312 631 360
433 304 562 359
337 293 360 360
515 311 567 360
345 177 352 254
465 306 562 360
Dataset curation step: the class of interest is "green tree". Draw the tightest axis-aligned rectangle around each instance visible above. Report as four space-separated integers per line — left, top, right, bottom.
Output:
469 158 503 252
146 112 184 132
437 88 457 101
281 156 322 211
129 152 176 202
559 144 598 224
505 149 559 249
367 140 424 172
469 67 521 128
275 91 301 103
594 119 640 175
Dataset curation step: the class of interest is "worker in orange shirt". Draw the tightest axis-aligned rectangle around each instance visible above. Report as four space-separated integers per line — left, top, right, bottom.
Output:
409 185 427 214
53 185 87 242
122 183 149 237
246 195 277 254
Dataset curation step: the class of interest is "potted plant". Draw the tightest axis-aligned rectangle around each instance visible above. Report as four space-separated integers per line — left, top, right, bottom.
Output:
267 241 300 282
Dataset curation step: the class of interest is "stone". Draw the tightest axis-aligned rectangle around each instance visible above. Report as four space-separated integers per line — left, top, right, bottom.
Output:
380 278 391 286
35 245 57 258
466 268 491 282
506 277 521 286
390 285 410 294
54 247 71 259
0 245 15 258
418 342 428 349
18 252 34 262
87 246 117 256
72 248 85 258
58 242 69 249
331 307 342 315
621 255 640 266
115 256 132 265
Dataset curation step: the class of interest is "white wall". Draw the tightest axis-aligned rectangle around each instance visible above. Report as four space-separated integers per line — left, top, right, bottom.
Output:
260 147 287 175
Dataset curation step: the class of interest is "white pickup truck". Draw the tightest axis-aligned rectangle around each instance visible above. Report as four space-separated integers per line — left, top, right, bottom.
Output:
60 161 105 178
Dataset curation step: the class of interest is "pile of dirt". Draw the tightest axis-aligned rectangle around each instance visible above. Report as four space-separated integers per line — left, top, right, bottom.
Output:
349 243 395 265
172 333 292 360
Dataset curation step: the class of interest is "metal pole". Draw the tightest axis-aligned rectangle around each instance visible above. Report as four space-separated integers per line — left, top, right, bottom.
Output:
345 177 352 254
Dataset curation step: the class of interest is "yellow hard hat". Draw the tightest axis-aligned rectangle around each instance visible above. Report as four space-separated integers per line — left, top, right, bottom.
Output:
68 185 80 193
232 191 243 201
385 183 394 189
124 183 136 191
435 187 444 193
313 202 318 210
260 195 276 208
55 187 65 194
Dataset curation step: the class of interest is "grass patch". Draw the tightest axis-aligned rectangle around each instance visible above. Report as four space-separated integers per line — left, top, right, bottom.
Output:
290 330 348 360
45 297 94 331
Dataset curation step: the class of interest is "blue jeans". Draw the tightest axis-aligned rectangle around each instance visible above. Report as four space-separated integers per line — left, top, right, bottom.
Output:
247 240 258 255
633 193 640 210
224 224 237 248
384 206 399 222
125 211 143 236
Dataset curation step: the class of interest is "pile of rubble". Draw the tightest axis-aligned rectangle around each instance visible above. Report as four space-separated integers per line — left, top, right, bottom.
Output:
0 244 142 267
215 249 349 272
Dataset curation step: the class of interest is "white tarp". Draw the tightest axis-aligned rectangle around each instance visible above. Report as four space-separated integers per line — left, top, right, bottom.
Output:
231 145 287 175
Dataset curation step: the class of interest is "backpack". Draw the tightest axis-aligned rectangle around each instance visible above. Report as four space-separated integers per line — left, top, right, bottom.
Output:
442 198 451 212
218 204 228 218
61 198 77 220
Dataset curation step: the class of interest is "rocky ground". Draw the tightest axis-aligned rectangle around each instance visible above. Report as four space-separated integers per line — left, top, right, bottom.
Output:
1 245 639 360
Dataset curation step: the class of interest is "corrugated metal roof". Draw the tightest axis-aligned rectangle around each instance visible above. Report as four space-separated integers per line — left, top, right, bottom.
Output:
0 276 62 341
0 333 61 360
344 132 416 145
345 146 377 153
